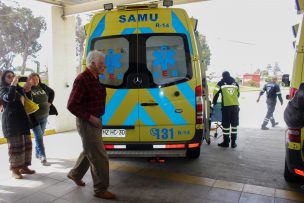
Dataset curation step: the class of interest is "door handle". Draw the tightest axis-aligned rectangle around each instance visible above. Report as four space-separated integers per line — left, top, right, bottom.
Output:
141 103 159 106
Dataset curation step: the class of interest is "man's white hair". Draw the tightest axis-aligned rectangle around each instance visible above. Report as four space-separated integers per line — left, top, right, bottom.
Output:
86 50 105 67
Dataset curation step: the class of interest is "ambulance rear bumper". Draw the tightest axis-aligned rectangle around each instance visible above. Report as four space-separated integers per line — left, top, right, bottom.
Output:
107 149 186 157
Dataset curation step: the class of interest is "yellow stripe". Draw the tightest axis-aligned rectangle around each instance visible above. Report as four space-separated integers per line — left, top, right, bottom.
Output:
0 129 57 145
288 142 301 150
108 91 138 125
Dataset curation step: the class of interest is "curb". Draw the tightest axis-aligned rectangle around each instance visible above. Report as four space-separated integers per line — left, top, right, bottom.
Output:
0 129 57 145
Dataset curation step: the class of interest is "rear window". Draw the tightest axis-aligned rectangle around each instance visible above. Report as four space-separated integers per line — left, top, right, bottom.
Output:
93 37 129 86
146 35 190 86
90 34 191 89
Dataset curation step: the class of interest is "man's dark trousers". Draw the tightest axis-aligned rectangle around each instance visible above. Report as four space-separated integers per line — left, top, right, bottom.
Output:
221 106 239 143
69 118 109 194
262 99 277 127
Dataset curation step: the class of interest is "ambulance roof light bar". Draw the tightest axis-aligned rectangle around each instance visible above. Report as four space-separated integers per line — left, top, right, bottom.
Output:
163 0 173 8
104 3 113 11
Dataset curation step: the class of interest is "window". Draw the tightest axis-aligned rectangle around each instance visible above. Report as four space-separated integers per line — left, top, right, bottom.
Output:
146 35 191 86
93 37 129 86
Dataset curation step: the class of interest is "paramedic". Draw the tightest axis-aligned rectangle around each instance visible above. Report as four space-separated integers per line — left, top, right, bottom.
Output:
257 76 283 130
213 71 240 148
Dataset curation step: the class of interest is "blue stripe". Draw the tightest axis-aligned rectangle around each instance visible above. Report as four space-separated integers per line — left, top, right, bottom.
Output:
148 89 187 125
123 103 138 126
139 27 153 34
171 11 193 54
139 105 156 126
176 83 195 109
296 0 301 13
121 28 136 35
102 89 129 125
87 16 106 56
124 103 156 126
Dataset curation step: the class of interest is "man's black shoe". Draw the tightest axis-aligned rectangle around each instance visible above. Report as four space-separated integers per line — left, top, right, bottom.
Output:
261 126 269 130
231 142 237 148
218 142 229 148
272 122 279 127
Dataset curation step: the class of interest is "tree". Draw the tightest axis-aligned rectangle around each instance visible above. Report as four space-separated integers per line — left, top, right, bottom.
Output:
198 33 211 67
254 68 261 74
266 64 272 74
0 2 46 74
0 2 15 70
273 62 281 76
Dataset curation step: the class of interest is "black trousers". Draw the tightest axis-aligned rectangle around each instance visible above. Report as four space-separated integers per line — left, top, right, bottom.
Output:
262 99 276 126
222 106 239 141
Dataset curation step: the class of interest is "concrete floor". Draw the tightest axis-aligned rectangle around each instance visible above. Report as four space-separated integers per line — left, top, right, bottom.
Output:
0 128 303 203
1 90 304 202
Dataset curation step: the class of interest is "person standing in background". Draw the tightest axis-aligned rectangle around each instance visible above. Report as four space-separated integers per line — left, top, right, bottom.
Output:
27 73 58 166
0 70 35 179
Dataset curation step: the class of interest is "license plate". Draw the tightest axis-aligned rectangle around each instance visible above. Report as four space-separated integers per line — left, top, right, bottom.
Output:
102 129 126 137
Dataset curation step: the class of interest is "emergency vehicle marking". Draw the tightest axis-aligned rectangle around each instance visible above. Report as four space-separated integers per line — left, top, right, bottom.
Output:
124 103 156 126
152 46 176 71
148 89 187 125
102 89 129 125
150 128 174 140
87 16 106 56
121 28 136 35
171 11 193 54
139 27 153 33
119 13 158 23
176 83 195 109
105 49 121 74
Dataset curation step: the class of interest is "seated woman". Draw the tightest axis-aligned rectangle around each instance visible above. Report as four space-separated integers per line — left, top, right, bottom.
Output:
284 83 304 128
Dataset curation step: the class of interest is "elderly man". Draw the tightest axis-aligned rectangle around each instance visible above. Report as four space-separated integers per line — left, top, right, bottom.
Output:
257 76 283 130
67 50 115 199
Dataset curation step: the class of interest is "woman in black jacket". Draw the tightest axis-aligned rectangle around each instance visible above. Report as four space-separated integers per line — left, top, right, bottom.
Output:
0 70 35 179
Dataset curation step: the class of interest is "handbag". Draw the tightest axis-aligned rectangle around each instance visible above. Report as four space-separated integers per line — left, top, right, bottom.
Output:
23 95 39 115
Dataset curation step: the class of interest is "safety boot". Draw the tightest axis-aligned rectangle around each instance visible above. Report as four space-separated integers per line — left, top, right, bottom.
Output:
231 140 237 148
261 125 269 130
271 122 279 127
231 134 237 148
218 135 230 148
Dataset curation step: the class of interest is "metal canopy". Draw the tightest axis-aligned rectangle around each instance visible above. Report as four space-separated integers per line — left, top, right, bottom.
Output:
35 0 208 16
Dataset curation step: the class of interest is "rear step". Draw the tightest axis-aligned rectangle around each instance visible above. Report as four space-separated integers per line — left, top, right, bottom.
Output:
107 149 186 158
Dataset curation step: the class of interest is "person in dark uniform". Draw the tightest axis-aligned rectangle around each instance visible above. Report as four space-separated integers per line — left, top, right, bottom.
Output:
213 71 240 148
257 76 283 130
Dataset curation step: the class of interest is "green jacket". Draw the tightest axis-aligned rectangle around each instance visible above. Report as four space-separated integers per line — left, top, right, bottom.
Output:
213 77 240 107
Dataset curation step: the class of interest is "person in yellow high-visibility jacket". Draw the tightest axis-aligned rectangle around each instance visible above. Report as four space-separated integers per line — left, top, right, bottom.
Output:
213 71 240 148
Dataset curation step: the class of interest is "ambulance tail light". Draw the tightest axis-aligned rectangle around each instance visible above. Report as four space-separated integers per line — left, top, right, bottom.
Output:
287 128 301 143
195 85 204 124
188 142 200 148
288 87 297 99
104 145 126 149
105 145 114 149
294 169 304 176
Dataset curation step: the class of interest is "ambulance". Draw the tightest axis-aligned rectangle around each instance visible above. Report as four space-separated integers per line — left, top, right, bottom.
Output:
83 1 210 158
284 0 304 182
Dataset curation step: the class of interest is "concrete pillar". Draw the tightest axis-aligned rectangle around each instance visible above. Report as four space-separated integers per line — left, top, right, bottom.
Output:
48 6 77 132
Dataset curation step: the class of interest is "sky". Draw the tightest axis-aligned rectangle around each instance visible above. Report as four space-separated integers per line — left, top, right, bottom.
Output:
176 0 301 76
1 0 302 76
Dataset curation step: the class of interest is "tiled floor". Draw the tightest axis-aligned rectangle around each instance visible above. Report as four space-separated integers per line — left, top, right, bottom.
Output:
0 130 304 203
